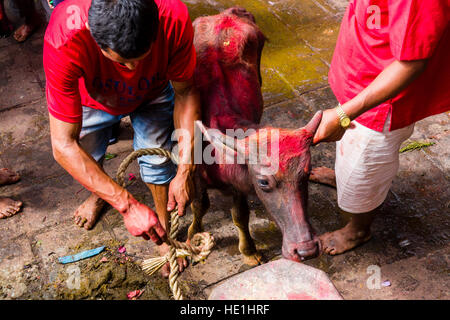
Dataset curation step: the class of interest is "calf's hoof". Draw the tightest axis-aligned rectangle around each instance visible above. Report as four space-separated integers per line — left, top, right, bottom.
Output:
187 224 203 240
243 251 264 266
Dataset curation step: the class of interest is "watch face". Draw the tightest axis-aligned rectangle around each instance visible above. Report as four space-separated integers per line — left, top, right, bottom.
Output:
341 117 351 128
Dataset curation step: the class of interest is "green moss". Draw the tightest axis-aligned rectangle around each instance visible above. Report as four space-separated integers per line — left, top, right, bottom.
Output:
183 1 220 21
105 153 117 160
399 141 436 153
49 250 172 299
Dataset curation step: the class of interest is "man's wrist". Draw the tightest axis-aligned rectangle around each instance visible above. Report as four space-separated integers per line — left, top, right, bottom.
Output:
176 163 196 178
335 104 351 129
112 189 137 216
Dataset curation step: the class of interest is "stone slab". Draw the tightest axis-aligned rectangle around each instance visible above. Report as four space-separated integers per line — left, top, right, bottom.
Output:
209 258 343 299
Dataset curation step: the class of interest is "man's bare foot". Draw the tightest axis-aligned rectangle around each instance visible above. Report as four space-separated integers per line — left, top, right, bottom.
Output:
74 193 105 230
0 168 20 186
0 197 22 218
158 242 189 278
13 23 36 42
309 166 336 187
319 223 372 255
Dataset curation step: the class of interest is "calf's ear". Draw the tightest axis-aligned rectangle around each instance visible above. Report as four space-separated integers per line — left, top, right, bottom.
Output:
195 120 241 163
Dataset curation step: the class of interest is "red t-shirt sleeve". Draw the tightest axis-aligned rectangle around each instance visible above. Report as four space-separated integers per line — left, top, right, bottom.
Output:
43 40 84 123
389 0 449 61
166 6 196 82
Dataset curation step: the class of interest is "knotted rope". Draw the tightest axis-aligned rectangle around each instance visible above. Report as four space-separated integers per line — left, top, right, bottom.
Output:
116 148 214 300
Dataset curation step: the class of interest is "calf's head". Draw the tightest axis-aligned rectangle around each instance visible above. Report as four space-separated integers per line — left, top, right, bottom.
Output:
196 111 323 261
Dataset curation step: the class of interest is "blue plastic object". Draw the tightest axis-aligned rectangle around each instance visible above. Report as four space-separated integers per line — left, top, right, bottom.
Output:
58 246 106 264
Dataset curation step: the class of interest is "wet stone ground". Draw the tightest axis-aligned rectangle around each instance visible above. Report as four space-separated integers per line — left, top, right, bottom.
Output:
0 0 449 300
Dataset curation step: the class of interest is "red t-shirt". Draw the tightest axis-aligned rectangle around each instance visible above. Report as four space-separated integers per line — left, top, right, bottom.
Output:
329 0 450 131
43 0 196 123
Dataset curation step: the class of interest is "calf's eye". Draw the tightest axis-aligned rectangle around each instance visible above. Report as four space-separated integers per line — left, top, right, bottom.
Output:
254 174 276 192
256 178 273 192
257 179 269 187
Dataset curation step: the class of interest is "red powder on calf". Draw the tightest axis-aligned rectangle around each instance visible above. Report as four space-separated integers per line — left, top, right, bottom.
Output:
215 16 238 32
212 16 250 65
194 9 266 185
276 129 312 173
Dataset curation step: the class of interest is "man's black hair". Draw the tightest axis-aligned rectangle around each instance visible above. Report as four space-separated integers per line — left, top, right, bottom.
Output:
88 0 159 59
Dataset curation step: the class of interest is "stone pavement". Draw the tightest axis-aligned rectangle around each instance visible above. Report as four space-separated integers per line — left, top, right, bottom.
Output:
0 0 448 300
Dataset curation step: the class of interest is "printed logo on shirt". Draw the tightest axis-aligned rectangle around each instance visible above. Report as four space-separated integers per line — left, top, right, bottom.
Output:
90 72 164 107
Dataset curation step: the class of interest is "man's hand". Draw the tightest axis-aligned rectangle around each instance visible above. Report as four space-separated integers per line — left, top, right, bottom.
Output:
122 200 167 244
313 108 354 145
313 59 428 145
166 167 195 216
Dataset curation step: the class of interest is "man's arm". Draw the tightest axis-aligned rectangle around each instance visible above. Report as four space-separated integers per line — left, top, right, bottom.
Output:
49 113 167 243
166 79 201 216
313 59 427 144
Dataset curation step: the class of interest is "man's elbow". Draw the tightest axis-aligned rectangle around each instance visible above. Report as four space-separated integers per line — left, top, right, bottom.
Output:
51 140 65 163
401 59 428 75
50 138 77 163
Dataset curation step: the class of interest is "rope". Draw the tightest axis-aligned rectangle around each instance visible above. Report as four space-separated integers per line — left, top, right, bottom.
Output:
116 147 214 300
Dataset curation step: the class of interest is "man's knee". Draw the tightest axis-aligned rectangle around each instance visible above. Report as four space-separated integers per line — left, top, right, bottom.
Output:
139 160 177 185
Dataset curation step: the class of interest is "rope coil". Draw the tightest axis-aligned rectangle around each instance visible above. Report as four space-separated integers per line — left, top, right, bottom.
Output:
116 147 214 300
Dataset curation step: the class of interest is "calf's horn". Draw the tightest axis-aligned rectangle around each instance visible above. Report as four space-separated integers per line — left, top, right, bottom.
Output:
303 110 323 135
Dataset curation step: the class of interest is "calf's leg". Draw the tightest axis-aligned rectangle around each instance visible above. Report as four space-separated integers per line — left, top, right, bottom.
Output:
187 190 210 239
187 180 210 240
231 192 263 266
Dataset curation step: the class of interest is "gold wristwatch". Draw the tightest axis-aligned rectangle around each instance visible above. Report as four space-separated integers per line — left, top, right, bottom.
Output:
335 105 351 129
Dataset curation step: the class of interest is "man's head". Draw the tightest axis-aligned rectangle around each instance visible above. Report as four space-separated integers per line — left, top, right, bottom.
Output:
88 0 159 65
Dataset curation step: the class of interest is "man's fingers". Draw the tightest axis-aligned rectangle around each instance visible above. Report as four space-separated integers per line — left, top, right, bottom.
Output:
312 129 326 145
177 201 186 216
312 123 327 145
176 257 188 272
153 220 167 242
146 228 162 245
332 129 346 142
167 189 176 212
312 134 321 146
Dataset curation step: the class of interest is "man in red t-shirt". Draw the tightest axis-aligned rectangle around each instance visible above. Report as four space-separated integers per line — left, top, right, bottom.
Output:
311 0 449 254
43 0 200 275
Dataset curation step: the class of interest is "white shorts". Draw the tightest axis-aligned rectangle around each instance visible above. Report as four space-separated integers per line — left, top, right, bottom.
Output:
335 117 415 214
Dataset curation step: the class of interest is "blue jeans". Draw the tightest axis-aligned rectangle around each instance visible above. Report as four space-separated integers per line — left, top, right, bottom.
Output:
79 85 177 185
